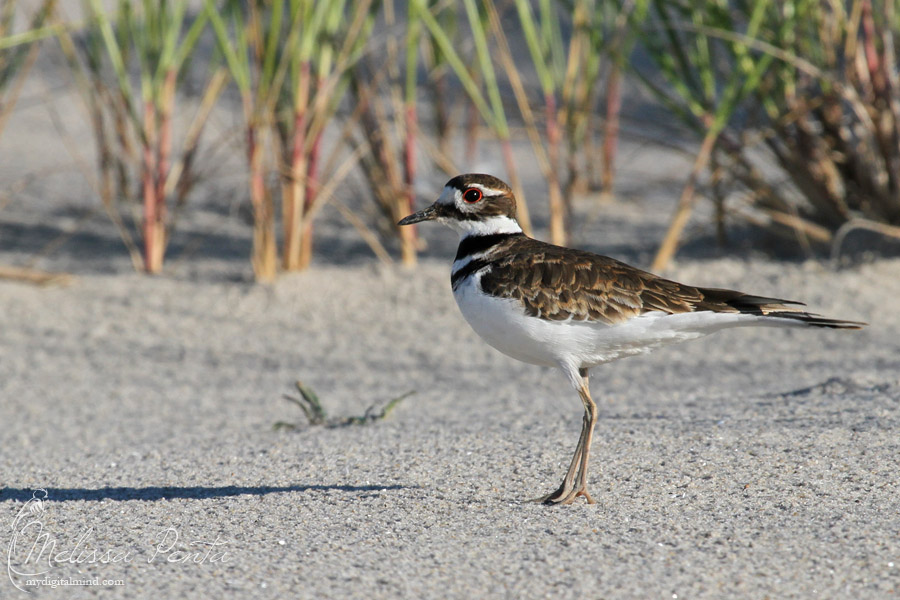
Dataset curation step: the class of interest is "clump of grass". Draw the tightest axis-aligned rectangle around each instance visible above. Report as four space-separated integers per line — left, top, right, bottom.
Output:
346 0 425 267
412 0 642 246
59 0 225 273
274 381 413 430
274 0 375 272
635 0 900 268
207 0 376 280
206 0 289 281
487 0 643 245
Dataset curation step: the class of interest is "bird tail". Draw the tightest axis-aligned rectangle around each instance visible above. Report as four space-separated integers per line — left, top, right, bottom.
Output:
696 287 866 329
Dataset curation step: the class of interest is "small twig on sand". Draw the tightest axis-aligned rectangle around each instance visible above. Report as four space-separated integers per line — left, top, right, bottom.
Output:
0 265 73 286
274 380 414 430
831 218 900 265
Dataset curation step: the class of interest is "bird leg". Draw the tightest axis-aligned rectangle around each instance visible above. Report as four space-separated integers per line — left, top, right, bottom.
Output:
531 417 587 503
532 369 598 505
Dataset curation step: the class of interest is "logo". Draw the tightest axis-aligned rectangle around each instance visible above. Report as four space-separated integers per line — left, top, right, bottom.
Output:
7 490 228 593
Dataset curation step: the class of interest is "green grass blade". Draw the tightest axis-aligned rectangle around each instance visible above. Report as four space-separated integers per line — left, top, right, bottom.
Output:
172 2 208 72
260 0 283 89
514 0 554 95
461 0 507 136
87 0 136 110
0 23 63 51
413 0 493 125
204 0 249 90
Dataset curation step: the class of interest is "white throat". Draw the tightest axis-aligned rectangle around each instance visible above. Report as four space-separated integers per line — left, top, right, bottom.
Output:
444 215 523 239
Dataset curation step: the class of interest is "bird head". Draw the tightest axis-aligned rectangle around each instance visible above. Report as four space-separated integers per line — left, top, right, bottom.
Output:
398 174 521 237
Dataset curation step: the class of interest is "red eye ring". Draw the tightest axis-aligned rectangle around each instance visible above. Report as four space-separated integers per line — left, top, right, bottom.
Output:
463 188 482 203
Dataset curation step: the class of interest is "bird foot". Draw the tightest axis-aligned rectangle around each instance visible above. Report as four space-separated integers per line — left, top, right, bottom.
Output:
529 485 595 505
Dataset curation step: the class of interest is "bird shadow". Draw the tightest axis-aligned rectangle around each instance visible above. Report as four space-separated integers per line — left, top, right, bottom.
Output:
0 484 411 503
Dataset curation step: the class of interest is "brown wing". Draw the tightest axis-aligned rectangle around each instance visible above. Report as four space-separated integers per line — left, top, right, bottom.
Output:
478 238 864 328
478 240 702 324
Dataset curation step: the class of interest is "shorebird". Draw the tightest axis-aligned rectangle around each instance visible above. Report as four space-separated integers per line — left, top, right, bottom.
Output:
399 173 865 505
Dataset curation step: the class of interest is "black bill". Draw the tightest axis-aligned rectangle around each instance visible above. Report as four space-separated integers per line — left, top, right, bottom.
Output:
398 203 439 226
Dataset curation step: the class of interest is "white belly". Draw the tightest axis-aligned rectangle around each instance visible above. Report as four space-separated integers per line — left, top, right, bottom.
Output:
452 271 775 370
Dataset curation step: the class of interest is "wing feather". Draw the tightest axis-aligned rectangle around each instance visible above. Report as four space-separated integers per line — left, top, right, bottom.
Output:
476 238 861 327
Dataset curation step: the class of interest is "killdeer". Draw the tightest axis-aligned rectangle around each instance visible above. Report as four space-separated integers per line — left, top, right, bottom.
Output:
399 173 865 505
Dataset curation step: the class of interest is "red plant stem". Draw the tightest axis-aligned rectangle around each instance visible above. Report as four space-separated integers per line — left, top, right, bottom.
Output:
859 0 900 213
298 127 321 271
401 101 418 265
602 64 622 198
246 125 261 209
284 62 311 270
290 64 311 195
241 87 275 281
142 99 159 273
545 92 560 164
247 125 266 223
285 110 307 265
290 113 307 182
860 0 885 96
305 130 321 212
247 123 273 280
544 92 567 245
155 69 175 210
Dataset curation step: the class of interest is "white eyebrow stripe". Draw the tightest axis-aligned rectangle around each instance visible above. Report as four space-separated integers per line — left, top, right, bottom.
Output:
464 182 505 197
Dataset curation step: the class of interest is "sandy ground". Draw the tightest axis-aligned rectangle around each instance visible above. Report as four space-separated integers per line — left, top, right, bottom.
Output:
2 45 900 600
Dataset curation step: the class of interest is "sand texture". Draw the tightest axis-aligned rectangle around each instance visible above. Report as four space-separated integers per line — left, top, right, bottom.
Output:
2 51 899 600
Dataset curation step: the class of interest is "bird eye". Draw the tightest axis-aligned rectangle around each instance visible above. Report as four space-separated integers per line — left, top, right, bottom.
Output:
463 188 482 203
